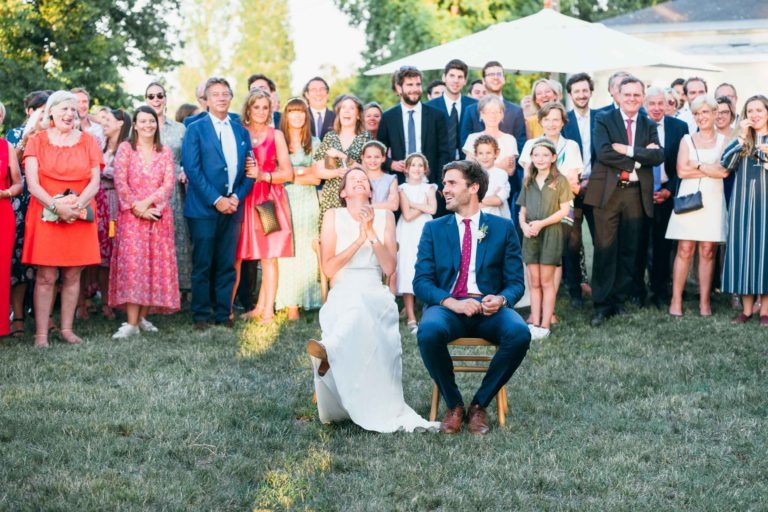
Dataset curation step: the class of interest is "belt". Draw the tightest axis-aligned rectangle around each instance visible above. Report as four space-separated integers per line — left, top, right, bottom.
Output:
617 180 640 189
465 293 483 298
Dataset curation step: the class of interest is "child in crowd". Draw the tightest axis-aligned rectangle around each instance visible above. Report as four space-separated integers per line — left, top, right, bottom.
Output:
361 141 398 211
396 153 436 333
473 134 511 219
516 139 572 340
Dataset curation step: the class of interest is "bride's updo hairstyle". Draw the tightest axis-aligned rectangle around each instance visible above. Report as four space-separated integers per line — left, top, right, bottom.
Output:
338 166 373 206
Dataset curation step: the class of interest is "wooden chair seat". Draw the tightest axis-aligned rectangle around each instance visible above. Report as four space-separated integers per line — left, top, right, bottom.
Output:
429 337 509 426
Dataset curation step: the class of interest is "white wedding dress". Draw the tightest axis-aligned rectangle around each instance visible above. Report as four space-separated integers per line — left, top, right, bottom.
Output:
312 208 439 433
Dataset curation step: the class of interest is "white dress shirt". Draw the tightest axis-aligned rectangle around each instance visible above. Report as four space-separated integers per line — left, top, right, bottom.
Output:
575 110 592 178
452 210 482 296
310 107 326 136
209 113 238 197
656 120 669 185
401 102 423 153
442 94 462 120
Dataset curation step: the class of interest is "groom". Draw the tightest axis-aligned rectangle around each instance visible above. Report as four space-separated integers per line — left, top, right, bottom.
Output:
414 160 530 435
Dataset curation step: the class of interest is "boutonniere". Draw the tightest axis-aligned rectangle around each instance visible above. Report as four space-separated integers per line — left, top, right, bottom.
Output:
477 224 489 243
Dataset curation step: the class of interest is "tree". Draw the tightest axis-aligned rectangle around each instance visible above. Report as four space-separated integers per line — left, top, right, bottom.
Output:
176 0 294 113
334 0 659 107
0 0 180 128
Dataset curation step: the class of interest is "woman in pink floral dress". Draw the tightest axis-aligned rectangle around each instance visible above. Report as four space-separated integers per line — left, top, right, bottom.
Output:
109 106 179 339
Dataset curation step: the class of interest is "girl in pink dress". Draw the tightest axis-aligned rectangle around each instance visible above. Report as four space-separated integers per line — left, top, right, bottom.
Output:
109 106 179 339
235 89 294 323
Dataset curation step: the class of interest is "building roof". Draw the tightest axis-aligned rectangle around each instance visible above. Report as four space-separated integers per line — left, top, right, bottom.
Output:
603 0 768 26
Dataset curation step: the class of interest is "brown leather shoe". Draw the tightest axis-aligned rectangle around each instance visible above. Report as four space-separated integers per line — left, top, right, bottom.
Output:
439 405 465 434
193 321 209 331
306 340 330 376
467 404 490 435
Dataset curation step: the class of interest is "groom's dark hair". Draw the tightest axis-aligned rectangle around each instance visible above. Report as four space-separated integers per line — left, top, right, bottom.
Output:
442 160 488 201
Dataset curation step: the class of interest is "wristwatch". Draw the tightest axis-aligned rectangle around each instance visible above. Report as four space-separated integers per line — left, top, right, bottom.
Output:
368 238 379 245
499 296 508 308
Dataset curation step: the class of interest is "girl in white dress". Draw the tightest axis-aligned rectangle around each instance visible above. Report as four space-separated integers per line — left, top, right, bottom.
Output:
307 168 438 433
473 134 511 219
666 95 729 317
396 153 437 332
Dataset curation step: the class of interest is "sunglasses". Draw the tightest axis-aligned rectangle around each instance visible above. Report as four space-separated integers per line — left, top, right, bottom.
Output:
146 93 165 100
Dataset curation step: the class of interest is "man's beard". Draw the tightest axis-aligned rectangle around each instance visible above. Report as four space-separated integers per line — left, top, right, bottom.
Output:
402 93 421 106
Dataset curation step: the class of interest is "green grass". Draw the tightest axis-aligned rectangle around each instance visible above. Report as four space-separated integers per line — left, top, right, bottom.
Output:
1 294 766 511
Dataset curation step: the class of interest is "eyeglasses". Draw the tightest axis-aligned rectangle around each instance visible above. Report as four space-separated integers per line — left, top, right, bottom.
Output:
146 93 165 100
667 100 677 106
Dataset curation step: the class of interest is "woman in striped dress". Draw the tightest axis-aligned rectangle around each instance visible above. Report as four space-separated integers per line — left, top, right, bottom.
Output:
720 95 768 326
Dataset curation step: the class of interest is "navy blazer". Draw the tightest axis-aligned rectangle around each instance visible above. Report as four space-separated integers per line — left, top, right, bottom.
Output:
426 94 477 159
658 115 689 194
563 108 599 174
413 212 525 308
181 115 254 221
584 109 665 217
377 103 452 185
183 111 241 127
459 98 526 156
309 107 335 140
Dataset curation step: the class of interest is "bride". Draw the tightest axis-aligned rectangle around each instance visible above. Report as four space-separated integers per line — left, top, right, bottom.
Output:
307 167 439 433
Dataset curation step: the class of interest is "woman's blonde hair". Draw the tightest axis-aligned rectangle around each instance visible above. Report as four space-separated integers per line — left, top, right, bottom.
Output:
241 89 272 126
739 95 768 157
41 91 78 129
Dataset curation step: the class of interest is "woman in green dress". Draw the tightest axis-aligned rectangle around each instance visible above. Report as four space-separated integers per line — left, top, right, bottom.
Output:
314 95 371 229
145 82 191 295
276 98 323 320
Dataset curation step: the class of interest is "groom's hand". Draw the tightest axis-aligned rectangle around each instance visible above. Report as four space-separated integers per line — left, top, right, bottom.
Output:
481 295 505 316
442 297 482 317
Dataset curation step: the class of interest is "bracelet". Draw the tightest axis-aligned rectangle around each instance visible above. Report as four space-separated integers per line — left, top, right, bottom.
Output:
50 200 57 213
368 238 379 245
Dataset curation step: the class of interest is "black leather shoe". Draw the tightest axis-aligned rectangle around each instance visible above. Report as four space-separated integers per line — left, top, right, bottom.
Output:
569 296 584 309
629 296 645 308
215 319 235 329
193 321 209 331
650 295 667 310
591 310 610 327
613 304 626 316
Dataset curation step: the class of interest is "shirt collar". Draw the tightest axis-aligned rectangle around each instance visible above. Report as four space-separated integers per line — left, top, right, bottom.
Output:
443 94 460 111
620 110 638 124
402 102 422 114
209 112 230 126
454 209 482 228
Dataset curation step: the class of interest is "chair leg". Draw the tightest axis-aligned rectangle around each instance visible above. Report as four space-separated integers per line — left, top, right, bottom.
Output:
430 384 440 421
497 388 506 427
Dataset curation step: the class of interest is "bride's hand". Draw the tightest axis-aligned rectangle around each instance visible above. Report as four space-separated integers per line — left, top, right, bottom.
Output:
359 205 375 236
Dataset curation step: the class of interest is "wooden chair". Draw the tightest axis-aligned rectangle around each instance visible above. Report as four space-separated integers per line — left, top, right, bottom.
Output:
429 338 509 426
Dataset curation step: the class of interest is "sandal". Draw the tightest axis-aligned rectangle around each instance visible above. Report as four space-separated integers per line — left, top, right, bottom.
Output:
406 320 418 333
101 305 116 321
731 313 752 325
33 334 49 349
9 317 26 338
59 329 83 345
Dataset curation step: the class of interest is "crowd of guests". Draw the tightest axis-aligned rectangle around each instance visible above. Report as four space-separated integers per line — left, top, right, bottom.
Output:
1 59 767 347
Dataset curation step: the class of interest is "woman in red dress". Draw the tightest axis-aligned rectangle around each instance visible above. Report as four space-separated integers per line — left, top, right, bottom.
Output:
235 89 294 323
0 102 24 337
23 91 103 348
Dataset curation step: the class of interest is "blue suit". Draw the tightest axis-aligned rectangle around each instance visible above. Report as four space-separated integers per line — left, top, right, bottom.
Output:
414 212 530 409
426 95 477 159
181 114 254 323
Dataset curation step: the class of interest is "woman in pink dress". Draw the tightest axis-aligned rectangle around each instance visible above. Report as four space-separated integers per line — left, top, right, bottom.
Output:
109 106 179 339
234 89 294 323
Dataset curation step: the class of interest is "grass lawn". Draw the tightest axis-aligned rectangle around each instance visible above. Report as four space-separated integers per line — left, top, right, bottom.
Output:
1 293 766 511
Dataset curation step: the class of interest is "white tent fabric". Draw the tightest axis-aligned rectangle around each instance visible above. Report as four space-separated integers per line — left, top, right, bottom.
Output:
364 8 721 76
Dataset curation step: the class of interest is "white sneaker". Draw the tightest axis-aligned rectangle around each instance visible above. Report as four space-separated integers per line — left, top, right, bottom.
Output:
139 318 158 332
112 323 140 339
528 325 551 341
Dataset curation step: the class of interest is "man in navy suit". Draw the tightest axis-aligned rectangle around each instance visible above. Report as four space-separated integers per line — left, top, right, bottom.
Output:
562 73 599 307
377 66 451 211
584 77 665 326
426 59 477 160
303 77 335 140
638 87 689 309
414 160 530 435
181 77 254 329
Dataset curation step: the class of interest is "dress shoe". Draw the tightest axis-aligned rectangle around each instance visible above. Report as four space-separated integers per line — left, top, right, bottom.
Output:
306 340 330 376
467 404 490 435
193 321 209 331
760 315 768 327
590 310 610 327
650 295 667 310
629 296 645 308
439 405 465 434
215 319 235 328
569 296 584 309
613 304 626 316
731 313 752 325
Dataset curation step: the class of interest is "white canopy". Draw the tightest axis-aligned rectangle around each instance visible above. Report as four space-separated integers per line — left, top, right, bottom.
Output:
364 8 721 76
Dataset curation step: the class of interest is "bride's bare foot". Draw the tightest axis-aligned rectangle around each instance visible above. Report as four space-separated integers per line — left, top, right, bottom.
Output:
240 307 263 320
59 329 83 345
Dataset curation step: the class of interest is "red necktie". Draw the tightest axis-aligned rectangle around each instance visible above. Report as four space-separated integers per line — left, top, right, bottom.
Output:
620 118 634 182
452 219 472 298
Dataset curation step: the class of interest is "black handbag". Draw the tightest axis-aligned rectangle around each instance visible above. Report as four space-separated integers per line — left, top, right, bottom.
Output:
673 137 704 215
254 181 281 235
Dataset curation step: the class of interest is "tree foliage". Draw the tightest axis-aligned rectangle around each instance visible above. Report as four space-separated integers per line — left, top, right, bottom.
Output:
0 0 180 128
176 0 294 113
334 0 660 107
